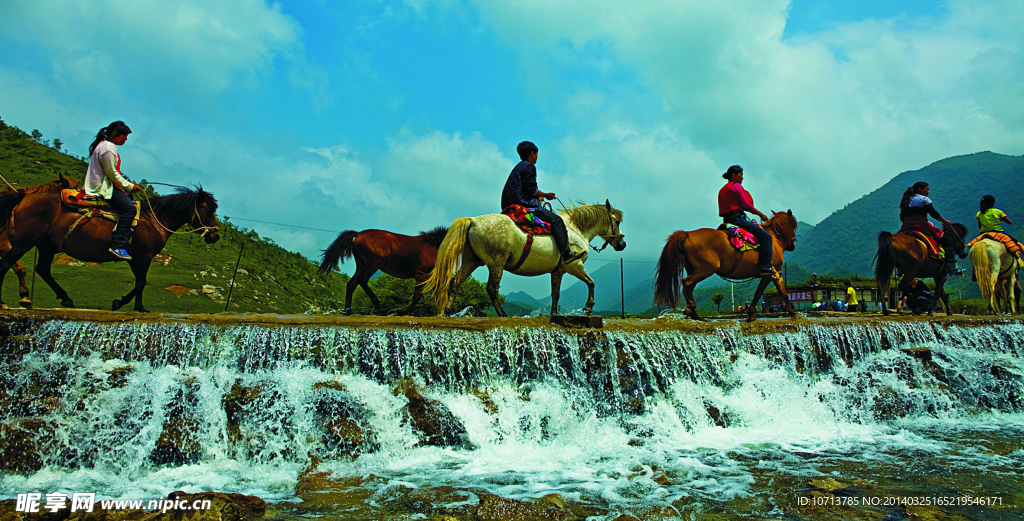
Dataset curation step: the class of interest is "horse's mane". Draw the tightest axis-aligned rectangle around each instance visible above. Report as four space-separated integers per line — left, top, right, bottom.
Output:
148 185 218 215
418 226 448 248
763 211 798 239
559 203 622 231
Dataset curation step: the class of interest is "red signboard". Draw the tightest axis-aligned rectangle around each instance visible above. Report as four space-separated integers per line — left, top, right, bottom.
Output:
788 291 814 302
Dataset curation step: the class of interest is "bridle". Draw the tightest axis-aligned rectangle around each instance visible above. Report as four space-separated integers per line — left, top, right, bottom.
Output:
140 191 219 239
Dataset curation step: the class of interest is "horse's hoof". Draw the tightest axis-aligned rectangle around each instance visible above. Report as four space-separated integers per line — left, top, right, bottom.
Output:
342 308 352 316
61 300 75 308
111 300 122 311
19 299 32 309
136 307 149 313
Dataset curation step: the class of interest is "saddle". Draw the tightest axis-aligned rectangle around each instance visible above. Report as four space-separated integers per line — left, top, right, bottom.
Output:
967 232 1023 259
717 223 759 252
61 189 141 227
501 205 552 235
901 230 944 259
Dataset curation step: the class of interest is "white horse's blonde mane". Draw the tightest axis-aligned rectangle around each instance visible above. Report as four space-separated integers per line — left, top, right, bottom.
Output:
558 203 622 233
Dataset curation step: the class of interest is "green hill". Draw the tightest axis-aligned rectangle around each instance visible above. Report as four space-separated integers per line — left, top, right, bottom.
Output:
0 116 498 315
538 153 1020 313
787 152 1024 275
0 117 348 312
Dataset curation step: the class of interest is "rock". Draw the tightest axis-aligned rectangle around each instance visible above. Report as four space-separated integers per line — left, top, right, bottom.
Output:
222 381 263 443
0 418 64 474
312 381 379 456
476 494 567 521
394 377 474 449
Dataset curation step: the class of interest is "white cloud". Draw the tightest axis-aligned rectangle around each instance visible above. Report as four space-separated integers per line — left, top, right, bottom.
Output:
463 0 1024 227
4 0 304 106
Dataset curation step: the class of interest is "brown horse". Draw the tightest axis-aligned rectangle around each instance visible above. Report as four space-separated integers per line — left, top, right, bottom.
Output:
318 227 447 315
654 210 799 322
0 176 80 308
0 185 219 311
874 222 968 316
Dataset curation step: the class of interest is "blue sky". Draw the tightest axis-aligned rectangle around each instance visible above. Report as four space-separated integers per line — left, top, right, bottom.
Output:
2 0 1022 299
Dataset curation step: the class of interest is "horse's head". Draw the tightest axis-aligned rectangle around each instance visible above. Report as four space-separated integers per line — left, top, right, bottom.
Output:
943 221 969 258
193 188 220 244
153 186 220 243
603 199 626 251
767 210 798 252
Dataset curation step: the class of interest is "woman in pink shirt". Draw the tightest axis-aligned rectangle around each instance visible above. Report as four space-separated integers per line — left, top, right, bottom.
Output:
717 165 773 276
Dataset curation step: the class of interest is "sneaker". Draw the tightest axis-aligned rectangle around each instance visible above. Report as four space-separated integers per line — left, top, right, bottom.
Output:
560 249 587 264
758 267 775 277
109 248 132 261
946 263 963 276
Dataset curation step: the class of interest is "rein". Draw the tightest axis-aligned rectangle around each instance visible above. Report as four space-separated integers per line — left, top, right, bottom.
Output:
553 196 623 252
139 190 218 238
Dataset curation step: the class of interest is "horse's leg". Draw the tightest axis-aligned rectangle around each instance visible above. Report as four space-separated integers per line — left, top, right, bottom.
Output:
549 270 565 316
680 267 716 320
33 248 76 308
562 263 596 316
352 258 384 315
12 261 31 308
931 274 949 316
769 271 797 318
485 264 507 317
746 276 773 322
446 257 481 316
126 258 154 312
398 277 425 316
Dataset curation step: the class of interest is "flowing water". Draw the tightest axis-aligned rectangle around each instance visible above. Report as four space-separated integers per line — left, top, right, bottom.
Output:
1 317 1022 520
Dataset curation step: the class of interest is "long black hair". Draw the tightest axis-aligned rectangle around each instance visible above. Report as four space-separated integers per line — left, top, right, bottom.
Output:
88 121 132 156
899 181 929 211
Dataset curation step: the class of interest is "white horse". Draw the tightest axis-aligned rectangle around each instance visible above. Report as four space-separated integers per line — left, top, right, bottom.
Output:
970 238 1023 314
425 201 625 316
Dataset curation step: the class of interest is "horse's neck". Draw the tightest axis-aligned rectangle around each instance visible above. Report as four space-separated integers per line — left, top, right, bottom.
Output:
145 205 189 241
564 215 601 242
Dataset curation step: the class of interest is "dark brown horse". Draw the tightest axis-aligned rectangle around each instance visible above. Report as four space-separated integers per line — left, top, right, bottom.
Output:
318 227 447 315
654 210 799 322
0 176 80 308
874 222 968 316
0 185 219 311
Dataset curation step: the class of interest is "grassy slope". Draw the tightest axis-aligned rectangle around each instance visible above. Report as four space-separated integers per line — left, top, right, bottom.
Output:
0 119 352 313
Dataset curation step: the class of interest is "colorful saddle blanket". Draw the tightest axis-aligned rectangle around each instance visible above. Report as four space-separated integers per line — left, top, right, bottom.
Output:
967 232 1022 258
501 205 552 235
717 224 759 252
61 188 109 209
60 189 140 226
902 230 943 259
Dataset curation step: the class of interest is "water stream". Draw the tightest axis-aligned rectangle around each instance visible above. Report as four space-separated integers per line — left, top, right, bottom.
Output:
1 318 1022 519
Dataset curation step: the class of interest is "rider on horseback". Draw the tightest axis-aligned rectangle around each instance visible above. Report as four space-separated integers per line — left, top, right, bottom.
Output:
84 121 144 261
501 141 585 264
898 181 963 275
718 165 773 276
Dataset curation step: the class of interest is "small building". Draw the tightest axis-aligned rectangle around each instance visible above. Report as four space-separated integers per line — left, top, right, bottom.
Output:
763 282 882 312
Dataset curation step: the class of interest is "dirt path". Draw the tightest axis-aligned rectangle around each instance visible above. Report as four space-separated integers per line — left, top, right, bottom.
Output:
1 307 1017 335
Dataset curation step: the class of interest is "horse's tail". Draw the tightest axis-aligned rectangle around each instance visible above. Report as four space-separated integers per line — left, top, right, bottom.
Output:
970 241 994 300
424 217 472 314
874 232 895 299
653 231 689 309
0 190 26 228
318 230 359 275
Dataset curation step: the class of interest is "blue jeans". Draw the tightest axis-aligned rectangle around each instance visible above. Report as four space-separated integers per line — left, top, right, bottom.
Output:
108 188 135 250
723 210 773 271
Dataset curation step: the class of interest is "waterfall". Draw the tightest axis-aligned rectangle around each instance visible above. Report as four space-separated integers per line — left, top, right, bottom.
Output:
2 317 1022 518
